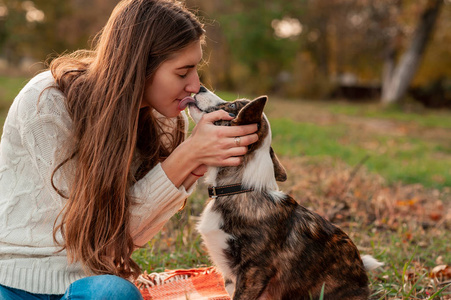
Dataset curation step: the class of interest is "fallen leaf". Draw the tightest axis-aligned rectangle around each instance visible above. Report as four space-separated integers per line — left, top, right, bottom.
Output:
430 265 451 281
396 198 418 207
429 212 443 221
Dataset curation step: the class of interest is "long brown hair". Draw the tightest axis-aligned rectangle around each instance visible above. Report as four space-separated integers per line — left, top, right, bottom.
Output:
50 0 204 278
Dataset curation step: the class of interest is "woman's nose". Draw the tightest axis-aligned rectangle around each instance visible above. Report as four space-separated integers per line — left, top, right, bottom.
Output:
185 72 200 94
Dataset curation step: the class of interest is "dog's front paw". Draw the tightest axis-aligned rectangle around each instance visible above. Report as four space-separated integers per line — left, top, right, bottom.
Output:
224 277 236 297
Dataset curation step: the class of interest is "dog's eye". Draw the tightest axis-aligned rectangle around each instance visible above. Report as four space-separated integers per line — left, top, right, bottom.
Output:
229 103 236 109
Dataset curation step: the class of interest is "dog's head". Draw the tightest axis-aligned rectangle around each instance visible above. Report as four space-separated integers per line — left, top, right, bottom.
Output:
188 87 287 189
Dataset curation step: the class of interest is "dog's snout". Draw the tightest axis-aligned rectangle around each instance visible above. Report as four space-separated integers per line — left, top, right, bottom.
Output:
198 86 207 93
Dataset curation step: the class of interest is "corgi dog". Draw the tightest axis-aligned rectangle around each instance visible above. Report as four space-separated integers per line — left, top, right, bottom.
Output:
188 87 381 300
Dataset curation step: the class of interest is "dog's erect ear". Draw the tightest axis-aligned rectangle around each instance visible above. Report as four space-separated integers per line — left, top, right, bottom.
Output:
231 96 267 126
270 147 287 182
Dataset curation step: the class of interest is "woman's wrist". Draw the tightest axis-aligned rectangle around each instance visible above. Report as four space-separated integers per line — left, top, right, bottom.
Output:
161 139 199 187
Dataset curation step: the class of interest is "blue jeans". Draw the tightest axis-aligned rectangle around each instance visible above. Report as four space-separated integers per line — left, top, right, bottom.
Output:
0 275 143 300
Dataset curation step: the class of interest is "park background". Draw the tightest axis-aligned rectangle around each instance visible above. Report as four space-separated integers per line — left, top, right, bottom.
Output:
0 0 450 298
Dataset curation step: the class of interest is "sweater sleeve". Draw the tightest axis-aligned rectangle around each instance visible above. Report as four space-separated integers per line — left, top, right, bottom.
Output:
129 163 195 246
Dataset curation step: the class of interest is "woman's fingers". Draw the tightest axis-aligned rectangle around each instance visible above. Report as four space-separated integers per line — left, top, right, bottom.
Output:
227 146 248 157
230 133 258 148
209 154 244 167
225 124 258 137
220 156 243 167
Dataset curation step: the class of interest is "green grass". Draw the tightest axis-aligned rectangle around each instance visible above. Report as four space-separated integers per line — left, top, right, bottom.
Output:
327 102 451 129
0 76 29 106
214 93 451 189
361 227 451 299
0 76 29 125
269 118 451 189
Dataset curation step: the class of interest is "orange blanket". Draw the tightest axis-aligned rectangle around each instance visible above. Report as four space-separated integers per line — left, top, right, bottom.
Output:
135 267 231 300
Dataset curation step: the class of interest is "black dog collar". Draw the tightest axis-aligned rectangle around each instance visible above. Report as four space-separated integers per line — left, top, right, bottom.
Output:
208 184 254 198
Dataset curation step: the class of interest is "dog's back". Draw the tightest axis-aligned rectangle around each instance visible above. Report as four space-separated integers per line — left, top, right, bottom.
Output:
203 190 369 300
269 196 369 300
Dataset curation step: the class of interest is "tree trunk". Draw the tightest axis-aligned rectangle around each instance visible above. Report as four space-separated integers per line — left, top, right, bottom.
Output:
381 46 397 101
381 0 443 105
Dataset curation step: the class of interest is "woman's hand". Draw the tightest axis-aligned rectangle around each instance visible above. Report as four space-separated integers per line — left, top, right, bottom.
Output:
187 109 259 167
161 109 258 189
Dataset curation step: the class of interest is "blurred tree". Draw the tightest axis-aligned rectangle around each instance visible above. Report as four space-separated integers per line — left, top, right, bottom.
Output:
293 0 450 101
415 3 451 85
0 0 115 68
381 0 445 105
0 0 71 65
1 0 449 104
188 0 305 94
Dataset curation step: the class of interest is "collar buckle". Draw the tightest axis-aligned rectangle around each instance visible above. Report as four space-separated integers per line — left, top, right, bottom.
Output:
211 187 218 198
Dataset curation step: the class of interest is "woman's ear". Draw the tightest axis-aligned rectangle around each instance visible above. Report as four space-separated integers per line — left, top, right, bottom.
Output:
231 96 267 126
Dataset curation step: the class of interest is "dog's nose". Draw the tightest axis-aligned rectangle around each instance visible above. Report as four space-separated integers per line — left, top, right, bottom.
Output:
198 86 207 93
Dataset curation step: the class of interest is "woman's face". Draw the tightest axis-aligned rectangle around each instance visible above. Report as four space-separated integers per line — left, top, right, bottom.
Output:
142 40 202 118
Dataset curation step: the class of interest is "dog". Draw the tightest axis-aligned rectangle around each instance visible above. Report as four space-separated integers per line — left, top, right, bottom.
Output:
188 87 382 300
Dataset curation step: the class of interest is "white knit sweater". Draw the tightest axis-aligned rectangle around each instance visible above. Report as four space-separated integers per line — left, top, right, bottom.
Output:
0 71 194 295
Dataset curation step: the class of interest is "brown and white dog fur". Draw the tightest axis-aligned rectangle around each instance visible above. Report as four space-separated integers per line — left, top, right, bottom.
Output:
188 88 382 300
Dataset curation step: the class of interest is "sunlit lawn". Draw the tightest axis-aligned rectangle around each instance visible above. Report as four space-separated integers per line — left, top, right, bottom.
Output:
0 76 29 124
218 91 451 189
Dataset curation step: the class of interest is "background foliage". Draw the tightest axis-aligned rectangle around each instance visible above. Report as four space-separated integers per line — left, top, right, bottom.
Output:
0 0 450 102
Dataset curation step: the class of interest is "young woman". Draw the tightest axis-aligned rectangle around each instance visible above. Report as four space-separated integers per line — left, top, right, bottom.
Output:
0 0 258 299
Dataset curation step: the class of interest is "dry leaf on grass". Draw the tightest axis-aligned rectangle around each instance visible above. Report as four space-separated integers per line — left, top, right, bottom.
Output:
430 265 451 281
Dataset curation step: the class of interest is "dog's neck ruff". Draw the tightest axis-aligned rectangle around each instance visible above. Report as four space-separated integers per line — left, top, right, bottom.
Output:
208 184 254 198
